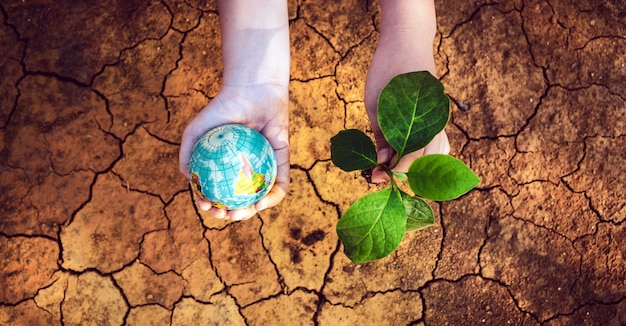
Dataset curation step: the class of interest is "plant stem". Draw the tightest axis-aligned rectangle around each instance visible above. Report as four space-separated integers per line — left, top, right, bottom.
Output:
386 167 400 191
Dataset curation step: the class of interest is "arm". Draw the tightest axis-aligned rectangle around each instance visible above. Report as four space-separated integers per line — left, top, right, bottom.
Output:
179 0 290 220
365 0 449 182
219 0 290 86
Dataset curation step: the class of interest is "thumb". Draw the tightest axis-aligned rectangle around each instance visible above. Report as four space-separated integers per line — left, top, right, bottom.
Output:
377 147 392 165
372 146 392 183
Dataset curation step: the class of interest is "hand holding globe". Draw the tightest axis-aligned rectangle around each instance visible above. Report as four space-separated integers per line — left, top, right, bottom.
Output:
179 84 289 221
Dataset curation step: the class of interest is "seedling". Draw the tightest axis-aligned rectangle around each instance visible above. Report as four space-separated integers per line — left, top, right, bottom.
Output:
330 71 480 263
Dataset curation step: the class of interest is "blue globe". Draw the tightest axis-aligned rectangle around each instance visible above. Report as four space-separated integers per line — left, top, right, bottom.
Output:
189 124 277 210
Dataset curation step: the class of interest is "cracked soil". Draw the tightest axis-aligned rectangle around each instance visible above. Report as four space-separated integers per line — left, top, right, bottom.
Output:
1 0 625 325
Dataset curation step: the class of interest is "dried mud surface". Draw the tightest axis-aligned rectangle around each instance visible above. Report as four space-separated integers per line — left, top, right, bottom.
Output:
1 0 625 325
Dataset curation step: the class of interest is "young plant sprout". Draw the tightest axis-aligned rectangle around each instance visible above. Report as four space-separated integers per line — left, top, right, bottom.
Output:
330 71 480 263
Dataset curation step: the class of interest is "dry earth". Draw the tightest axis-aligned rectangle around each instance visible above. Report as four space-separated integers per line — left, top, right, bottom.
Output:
1 0 625 325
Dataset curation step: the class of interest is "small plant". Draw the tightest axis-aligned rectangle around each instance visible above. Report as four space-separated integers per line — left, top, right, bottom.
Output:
330 71 480 263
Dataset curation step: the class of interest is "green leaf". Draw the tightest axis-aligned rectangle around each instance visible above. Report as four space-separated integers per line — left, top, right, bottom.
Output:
401 192 435 232
407 154 480 201
394 172 407 181
377 71 450 160
336 187 406 263
331 129 378 172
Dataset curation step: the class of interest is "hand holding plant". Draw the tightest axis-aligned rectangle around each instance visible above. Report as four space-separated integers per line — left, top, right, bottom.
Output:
330 71 480 263
364 0 445 182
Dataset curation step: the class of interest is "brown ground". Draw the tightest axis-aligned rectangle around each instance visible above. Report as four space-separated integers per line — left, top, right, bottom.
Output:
1 0 625 325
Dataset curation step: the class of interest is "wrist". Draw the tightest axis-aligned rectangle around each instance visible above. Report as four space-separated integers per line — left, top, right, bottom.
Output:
378 0 437 43
371 0 437 79
221 23 290 87
218 83 289 109
223 63 289 88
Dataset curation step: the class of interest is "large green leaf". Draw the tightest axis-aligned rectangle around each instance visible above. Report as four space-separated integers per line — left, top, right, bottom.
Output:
331 129 378 172
336 187 406 263
407 154 480 201
401 192 435 232
377 71 450 160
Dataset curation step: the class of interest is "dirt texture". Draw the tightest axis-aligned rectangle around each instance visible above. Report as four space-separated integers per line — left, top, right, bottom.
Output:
1 0 625 325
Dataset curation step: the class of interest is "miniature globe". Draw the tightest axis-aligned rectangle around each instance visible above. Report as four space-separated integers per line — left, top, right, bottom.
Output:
189 124 277 210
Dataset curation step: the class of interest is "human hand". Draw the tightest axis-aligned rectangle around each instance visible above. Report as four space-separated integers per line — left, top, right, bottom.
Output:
364 0 449 183
179 84 289 221
179 0 290 221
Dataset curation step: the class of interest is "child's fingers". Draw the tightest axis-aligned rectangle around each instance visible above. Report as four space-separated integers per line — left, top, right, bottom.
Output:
255 181 287 212
392 149 424 173
228 207 257 221
371 166 389 183
210 207 228 219
423 131 450 155
196 198 212 211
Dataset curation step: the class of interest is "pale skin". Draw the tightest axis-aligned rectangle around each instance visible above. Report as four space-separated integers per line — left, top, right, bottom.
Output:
179 0 449 221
